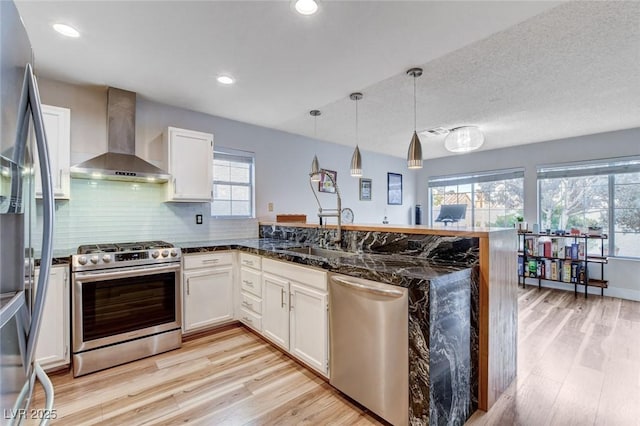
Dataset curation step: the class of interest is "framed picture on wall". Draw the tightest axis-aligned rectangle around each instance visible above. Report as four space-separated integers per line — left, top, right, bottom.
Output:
387 172 402 205
359 178 372 201
318 169 337 193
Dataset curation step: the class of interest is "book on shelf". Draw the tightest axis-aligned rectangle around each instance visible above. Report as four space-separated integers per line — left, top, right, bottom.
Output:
543 241 552 258
550 261 558 280
562 261 572 283
528 260 538 278
518 256 524 276
544 259 551 279
578 242 585 258
571 243 579 260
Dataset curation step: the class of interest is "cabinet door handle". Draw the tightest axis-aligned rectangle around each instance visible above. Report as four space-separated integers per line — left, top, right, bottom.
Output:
173 178 177 193
242 279 254 287
289 292 294 310
281 288 285 308
186 278 190 295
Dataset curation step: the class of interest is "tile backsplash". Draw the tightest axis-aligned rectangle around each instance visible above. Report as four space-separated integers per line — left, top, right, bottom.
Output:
32 179 258 251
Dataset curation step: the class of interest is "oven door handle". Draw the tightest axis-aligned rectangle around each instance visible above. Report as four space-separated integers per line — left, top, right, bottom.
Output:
74 264 181 282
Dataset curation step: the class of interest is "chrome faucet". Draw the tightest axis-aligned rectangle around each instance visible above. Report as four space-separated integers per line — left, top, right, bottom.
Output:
309 171 341 247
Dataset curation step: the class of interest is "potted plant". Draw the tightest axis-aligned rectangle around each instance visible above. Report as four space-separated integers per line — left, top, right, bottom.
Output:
516 216 527 231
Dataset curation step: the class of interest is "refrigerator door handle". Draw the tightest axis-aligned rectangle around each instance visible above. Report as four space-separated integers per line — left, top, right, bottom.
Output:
17 64 55 375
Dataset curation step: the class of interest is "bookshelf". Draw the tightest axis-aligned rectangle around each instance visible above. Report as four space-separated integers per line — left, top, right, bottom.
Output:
517 231 608 298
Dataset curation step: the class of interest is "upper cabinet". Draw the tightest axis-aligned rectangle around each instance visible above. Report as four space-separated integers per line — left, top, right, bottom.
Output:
35 104 71 199
163 126 213 202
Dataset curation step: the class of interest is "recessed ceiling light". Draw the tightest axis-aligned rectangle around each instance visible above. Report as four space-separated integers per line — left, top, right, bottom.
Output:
216 75 235 85
53 23 80 38
294 0 319 15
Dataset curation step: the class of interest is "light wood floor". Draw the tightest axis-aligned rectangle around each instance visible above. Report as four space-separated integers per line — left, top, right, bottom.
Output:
30 286 640 425
468 285 640 426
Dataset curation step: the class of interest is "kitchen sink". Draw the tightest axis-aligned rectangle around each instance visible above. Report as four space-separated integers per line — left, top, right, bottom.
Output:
287 247 356 259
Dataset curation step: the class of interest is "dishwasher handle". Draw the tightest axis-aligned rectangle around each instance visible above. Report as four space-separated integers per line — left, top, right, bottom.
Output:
331 276 405 298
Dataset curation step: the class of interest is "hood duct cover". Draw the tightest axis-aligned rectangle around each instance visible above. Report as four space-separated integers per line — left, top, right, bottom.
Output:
70 87 170 183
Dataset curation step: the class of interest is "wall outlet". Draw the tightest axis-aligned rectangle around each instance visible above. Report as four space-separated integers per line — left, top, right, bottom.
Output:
268 202 274 212
195 214 203 225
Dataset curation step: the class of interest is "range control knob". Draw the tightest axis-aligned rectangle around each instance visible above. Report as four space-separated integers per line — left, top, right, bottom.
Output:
102 255 112 263
90 255 99 264
170 249 178 257
151 250 160 259
161 250 169 258
78 256 88 265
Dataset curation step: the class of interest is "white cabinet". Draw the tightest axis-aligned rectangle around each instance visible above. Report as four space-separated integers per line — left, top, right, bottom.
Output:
238 253 263 332
182 252 233 334
262 273 290 350
34 265 70 371
164 127 213 202
35 104 71 199
290 282 328 374
261 258 329 376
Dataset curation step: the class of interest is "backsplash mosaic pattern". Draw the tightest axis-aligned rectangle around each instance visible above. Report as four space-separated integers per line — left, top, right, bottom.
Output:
32 179 257 251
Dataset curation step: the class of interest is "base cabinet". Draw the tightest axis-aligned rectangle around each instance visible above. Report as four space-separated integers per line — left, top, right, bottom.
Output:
262 273 290 350
261 258 328 377
34 265 70 371
290 283 328 374
183 253 233 334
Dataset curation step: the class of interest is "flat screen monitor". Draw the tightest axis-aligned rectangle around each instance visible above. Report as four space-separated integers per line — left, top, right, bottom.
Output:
435 204 467 225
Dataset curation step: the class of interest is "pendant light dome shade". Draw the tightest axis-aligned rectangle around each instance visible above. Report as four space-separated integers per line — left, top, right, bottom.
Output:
350 146 362 177
444 126 484 153
407 131 423 169
406 67 423 169
349 92 363 177
310 154 321 181
309 110 322 182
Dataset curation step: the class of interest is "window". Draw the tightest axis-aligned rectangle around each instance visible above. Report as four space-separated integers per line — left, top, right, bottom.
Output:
211 148 255 218
538 157 640 258
428 169 524 227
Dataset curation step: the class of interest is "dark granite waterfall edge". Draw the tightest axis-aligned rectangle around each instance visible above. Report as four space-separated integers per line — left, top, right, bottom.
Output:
258 224 481 417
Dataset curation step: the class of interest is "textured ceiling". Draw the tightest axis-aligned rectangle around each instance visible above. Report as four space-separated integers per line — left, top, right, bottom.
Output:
15 1 640 160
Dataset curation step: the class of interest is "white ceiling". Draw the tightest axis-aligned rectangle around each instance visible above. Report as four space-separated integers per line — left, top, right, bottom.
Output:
15 1 640 160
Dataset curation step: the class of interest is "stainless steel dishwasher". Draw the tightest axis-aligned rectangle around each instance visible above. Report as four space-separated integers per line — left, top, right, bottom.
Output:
329 273 408 426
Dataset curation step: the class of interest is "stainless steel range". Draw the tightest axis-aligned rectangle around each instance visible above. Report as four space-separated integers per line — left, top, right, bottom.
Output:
71 241 182 376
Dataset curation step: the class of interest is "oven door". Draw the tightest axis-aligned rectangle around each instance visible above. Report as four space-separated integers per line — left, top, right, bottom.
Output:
72 263 181 353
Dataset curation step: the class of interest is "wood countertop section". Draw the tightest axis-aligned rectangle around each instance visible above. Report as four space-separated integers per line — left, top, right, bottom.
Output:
261 222 515 238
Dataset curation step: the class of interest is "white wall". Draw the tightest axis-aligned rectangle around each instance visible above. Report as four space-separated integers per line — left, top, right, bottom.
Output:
38 78 416 246
415 128 640 300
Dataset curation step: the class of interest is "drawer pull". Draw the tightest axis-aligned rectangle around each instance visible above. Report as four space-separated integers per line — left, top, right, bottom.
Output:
243 260 254 266
242 316 253 324
242 301 253 309
202 258 220 264
242 279 254 287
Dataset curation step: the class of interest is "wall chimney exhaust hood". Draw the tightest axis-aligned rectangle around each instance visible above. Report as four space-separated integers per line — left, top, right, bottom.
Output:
70 88 170 183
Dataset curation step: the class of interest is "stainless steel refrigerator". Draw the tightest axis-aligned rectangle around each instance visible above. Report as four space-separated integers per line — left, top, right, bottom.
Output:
1 1 56 424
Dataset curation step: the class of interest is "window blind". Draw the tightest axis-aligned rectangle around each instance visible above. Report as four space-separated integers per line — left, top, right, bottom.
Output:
428 168 524 187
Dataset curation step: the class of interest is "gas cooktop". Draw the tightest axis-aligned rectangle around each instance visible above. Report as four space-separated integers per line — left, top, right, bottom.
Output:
77 240 174 254
73 240 180 271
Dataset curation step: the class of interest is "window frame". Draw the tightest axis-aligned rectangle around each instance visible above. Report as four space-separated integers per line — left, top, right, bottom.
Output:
210 147 256 219
536 156 640 259
428 168 525 227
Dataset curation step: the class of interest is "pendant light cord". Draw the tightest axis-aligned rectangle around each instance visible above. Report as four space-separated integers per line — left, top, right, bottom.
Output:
355 97 359 144
413 74 417 132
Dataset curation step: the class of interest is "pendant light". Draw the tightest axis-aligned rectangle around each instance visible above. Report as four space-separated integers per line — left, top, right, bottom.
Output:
444 126 484 153
309 110 321 182
349 92 363 177
406 67 423 169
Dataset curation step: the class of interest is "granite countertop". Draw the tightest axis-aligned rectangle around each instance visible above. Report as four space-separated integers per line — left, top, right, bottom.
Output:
178 238 471 288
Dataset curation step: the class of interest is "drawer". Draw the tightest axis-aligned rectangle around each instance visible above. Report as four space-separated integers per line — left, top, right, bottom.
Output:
240 291 262 314
183 252 232 270
240 268 262 297
239 308 262 332
262 258 327 291
239 253 261 270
